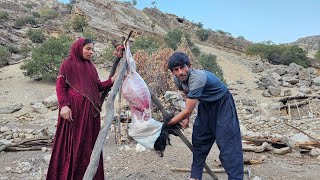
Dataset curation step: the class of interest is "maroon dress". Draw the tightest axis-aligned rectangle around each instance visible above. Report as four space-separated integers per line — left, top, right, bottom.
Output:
46 38 113 180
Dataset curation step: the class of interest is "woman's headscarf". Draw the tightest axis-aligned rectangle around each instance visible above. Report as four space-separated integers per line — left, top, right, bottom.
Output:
58 38 102 112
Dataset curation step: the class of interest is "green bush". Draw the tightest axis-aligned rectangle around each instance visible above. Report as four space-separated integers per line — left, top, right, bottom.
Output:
82 27 96 39
27 29 46 43
19 45 32 57
196 29 210 41
165 29 183 50
102 46 115 64
20 36 72 81
32 11 41 18
39 8 58 21
0 45 11 67
15 16 38 27
72 15 87 32
185 33 200 57
198 53 224 81
0 11 9 20
131 35 163 54
192 21 203 29
6 45 19 54
217 30 232 36
315 50 320 59
246 43 310 67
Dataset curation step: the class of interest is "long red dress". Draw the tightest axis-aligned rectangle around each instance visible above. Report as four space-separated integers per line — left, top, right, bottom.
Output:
46 38 113 180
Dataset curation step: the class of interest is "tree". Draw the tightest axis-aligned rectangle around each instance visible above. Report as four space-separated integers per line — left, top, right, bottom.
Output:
196 29 209 41
151 1 157 8
20 36 72 81
27 29 46 43
198 53 224 81
165 29 183 50
132 0 137 6
72 15 87 32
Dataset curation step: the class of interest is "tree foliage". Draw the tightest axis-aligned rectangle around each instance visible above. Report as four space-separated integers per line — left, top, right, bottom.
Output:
39 8 58 21
20 36 72 81
0 11 9 20
131 35 164 54
196 28 210 41
245 43 310 67
27 29 46 43
164 29 183 50
14 16 38 27
72 15 87 32
198 53 224 81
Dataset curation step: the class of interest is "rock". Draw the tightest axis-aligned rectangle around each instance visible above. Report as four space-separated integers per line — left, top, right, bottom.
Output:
298 69 310 80
274 67 287 76
299 87 312 94
282 76 299 85
290 133 310 143
312 76 320 86
268 86 281 96
18 162 32 173
42 94 58 108
43 154 51 164
310 148 320 157
0 103 23 114
31 102 48 114
0 126 9 132
283 89 292 96
262 91 272 97
4 167 12 172
253 176 262 180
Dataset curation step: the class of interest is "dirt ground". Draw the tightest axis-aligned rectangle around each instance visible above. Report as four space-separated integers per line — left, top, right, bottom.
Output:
1 45 320 180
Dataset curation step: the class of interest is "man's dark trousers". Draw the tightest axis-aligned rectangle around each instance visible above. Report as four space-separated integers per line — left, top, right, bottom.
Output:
191 91 244 180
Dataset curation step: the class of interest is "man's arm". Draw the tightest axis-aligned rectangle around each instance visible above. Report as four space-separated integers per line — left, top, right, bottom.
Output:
168 98 198 125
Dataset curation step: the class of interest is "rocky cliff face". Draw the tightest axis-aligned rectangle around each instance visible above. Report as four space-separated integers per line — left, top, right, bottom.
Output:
1 0 252 54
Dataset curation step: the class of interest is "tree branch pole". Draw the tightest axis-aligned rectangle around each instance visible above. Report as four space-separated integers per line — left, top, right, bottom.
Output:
83 49 128 180
149 88 218 180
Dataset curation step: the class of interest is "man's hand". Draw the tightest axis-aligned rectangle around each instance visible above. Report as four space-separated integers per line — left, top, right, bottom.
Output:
179 118 189 129
60 106 73 122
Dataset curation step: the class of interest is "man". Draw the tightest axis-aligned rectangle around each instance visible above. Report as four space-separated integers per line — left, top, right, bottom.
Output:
109 36 125 78
166 52 244 180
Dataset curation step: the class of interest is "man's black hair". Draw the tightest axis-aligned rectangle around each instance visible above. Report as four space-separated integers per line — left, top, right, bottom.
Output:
83 38 93 46
168 52 190 71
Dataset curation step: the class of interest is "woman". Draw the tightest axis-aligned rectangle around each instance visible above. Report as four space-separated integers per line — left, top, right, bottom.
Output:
47 38 115 180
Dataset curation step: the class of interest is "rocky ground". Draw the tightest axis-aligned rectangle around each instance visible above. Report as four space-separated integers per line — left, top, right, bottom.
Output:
1 45 320 180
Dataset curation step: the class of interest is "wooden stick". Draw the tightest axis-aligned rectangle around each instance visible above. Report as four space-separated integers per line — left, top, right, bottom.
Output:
285 123 320 145
83 42 129 180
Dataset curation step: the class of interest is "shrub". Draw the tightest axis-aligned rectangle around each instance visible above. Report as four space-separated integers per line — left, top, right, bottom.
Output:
102 46 115 64
165 29 183 50
20 36 72 81
245 43 310 67
198 53 224 81
82 27 96 39
19 45 32 57
27 29 46 43
132 0 137 6
131 35 163 54
185 33 200 57
15 16 38 27
0 11 9 20
196 29 210 41
6 45 19 54
0 45 11 67
192 21 203 29
72 15 87 32
32 11 41 18
315 50 320 59
39 8 58 21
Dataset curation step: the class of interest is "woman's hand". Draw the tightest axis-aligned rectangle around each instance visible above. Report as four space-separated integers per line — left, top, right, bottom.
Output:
111 72 118 82
60 106 73 122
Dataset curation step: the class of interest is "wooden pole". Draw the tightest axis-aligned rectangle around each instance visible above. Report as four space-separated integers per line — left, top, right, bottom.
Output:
83 31 133 180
